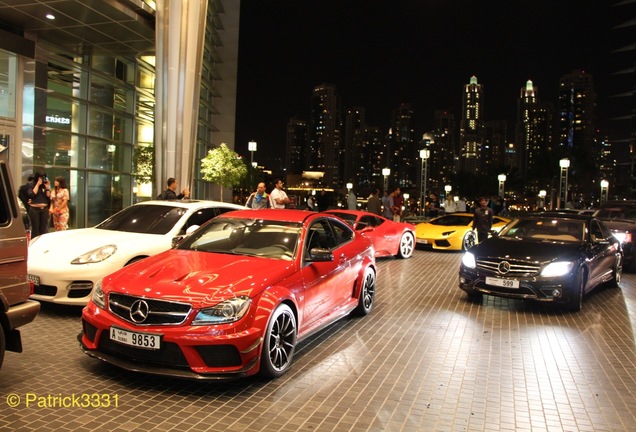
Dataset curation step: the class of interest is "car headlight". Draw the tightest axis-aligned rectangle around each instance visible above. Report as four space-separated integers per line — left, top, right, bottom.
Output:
71 245 117 264
192 296 251 325
92 280 105 309
540 261 575 277
461 252 476 268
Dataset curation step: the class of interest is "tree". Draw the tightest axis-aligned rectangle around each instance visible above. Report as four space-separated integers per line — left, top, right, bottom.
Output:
200 143 247 201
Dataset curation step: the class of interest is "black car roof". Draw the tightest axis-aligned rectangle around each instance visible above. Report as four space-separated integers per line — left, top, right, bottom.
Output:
525 211 593 221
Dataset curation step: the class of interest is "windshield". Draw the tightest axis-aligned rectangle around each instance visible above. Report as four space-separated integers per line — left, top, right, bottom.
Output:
499 218 585 242
96 204 187 234
430 214 472 227
178 217 302 261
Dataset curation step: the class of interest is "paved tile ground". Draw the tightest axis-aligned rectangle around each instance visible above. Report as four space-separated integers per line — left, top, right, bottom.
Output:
2 249 636 431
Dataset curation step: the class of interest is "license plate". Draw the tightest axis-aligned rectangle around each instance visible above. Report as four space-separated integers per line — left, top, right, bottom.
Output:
109 327 161 350
485 276 519 289
417 239 428 244
28 274 40 286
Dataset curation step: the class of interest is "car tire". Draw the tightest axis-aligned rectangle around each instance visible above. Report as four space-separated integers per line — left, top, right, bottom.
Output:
259 303 297 378
462 231 476 251
353 267 376 316
566 268 585 312
397 232 415 259
0 325 5 369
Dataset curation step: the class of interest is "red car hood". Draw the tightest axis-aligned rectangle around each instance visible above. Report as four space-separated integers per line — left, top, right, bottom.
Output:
103 249 297 308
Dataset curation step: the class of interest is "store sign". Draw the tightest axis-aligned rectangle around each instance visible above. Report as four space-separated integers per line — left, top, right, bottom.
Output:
46 114 71 125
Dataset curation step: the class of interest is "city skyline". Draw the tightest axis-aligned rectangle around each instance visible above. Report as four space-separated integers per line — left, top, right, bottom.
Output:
235 1 629 167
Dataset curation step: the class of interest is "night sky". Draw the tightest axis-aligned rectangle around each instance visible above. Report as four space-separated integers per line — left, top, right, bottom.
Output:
234 1 628 166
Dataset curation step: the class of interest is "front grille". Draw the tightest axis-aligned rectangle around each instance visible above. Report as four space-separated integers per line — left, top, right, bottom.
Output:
34 284 57 296
68 281 93 298
98 336 190 369
476 258 540 276
108 293 192 326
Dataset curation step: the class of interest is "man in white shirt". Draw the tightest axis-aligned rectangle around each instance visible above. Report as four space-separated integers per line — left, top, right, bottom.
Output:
270 179 290 209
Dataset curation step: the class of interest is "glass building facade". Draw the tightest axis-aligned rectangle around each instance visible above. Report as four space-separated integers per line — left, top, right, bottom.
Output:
0 0 240 228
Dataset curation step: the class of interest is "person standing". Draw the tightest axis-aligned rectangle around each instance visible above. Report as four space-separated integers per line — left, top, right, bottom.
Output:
245 182 271 209
381 190 393 219
50 176 70 231
367 189 382 216
472 197 494 243
347 189 357 210
270 179 290 209
306 194 316 211
427 192 440 218
391 187 403 222
443 195 457 214
158 177 190 200
316 190 329 211
26 171 51 238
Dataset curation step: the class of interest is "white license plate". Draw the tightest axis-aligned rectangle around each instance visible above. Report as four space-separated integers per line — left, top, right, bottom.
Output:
417 239 428 244
109 327 161 350
485 276 519 289
28 274 40 286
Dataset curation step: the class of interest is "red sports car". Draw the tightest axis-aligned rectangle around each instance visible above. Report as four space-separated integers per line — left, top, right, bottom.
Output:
79 209 377 379
324 210 416 259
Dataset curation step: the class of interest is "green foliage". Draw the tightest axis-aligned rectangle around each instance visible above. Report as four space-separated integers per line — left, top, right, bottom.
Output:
200 143 247 200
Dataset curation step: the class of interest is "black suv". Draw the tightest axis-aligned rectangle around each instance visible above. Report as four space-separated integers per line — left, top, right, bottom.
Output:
594 200 636 271
0 161 40 369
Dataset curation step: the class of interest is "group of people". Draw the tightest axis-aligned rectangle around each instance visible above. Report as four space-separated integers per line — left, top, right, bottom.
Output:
18 171 70 237
244 179 290 209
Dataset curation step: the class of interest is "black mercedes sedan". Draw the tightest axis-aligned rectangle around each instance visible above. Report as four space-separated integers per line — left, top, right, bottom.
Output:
459 213 622 311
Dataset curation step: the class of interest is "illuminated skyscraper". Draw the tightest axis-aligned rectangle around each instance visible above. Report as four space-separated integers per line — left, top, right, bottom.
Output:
460 75 484 173
308 83 342 186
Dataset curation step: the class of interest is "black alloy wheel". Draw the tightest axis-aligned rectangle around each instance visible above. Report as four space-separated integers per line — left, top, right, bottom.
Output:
259 303 297 378
353 267 376 316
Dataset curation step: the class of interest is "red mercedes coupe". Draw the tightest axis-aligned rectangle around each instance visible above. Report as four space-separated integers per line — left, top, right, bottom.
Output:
79 209 377 379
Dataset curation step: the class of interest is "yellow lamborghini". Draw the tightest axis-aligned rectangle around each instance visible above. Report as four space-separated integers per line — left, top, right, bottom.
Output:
415 212 511 251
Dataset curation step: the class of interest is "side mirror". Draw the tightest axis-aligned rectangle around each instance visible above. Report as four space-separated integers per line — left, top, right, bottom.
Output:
307 247 334 262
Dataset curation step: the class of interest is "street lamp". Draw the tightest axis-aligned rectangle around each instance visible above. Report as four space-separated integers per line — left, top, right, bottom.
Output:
538 189 547 210
382 168 391 192
346 182 353 191
498 174 506 199
557 158 570 209
600 179 609 205
248 141 257 187
419 149 430 217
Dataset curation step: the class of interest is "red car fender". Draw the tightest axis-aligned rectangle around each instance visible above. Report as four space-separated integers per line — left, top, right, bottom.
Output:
352 255 376 299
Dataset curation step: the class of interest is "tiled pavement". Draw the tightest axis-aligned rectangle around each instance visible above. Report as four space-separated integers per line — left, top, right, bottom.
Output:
2 249 636 431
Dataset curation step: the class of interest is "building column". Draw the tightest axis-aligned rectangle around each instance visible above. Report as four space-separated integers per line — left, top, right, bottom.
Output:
154 0 208 196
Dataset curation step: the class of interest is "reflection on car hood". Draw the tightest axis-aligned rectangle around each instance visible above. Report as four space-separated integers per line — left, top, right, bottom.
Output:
104 249 296 308
471 237 583 262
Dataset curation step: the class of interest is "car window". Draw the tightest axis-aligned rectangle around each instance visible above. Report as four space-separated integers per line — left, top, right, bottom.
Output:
96 204 187 234
327 212 357 227
430 215 472 226
179 217 301 260
596 206 636 221
328 219 354 245
180 208 220 234
357 215 380 230
501 218 584 242
590 220 605 241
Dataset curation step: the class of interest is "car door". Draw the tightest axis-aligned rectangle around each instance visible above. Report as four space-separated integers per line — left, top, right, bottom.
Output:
299 218 355 330
587 219 616 288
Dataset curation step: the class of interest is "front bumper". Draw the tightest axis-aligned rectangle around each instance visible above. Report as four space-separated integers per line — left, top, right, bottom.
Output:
79 302 264 380
458 267 576 303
